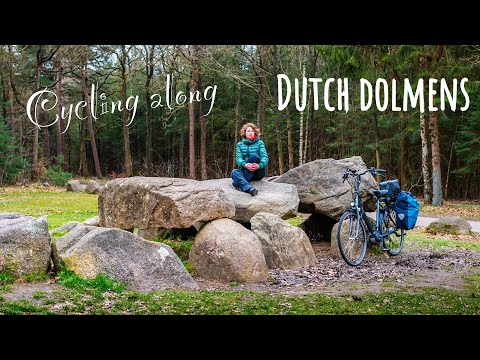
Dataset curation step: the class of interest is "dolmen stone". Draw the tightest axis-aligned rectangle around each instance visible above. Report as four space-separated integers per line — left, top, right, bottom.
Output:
202 178 299 223
55 226 198 292
274 156 377 220
250 212 317 269
0 213 51 277
190 218 269 283
98 177 235 230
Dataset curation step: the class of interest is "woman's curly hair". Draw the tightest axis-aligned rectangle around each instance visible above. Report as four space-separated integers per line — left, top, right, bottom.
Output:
240 123 260 138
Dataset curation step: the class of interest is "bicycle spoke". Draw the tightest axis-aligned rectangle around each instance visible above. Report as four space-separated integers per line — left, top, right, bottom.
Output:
382 207 405 255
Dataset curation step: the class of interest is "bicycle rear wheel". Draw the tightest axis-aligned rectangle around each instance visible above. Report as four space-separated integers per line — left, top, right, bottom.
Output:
382 206 405 255
337 211 367 266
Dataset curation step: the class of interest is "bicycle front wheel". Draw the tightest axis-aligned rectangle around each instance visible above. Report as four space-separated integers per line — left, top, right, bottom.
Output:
382 206 405 256
337 211 367 266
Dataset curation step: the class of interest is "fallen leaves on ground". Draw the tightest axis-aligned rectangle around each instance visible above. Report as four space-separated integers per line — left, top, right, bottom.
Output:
421 203 480 220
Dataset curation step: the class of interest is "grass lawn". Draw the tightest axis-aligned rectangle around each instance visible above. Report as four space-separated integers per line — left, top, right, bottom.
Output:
0 186 98 230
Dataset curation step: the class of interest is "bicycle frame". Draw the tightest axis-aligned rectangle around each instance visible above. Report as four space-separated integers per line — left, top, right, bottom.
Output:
349 171 388 243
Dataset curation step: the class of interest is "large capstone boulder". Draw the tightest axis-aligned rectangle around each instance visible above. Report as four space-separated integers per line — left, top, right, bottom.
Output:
59 227 198 292
98 177 235 230
274 156 377 220
0 213 51 277
426 216 472 235
202 178 299 223
250 212 317 269
190 218 269 283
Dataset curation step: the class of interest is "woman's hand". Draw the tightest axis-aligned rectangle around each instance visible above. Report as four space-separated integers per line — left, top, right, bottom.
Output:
245 163 260 171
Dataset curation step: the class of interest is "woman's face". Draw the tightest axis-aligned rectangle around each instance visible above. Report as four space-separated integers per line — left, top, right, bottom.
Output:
245 127 256 140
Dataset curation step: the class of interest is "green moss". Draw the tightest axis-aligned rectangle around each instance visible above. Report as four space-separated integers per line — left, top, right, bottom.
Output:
1 253 18 277
286 215 305 227
183 260 195 275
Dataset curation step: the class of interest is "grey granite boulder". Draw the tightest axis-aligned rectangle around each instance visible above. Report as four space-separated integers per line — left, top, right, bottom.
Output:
0 213 51 277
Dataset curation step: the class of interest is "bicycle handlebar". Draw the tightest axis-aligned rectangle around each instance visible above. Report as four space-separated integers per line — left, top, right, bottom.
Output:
342 167 386 182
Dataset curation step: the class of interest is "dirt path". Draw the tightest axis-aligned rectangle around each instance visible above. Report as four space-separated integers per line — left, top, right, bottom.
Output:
2 282 62 305
195 241 480 295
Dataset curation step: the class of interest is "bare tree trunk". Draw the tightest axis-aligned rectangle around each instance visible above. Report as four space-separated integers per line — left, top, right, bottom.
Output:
399 112 407 188
445 116 460 201
81 62 102 178
188 48 197 180
179 114 185 178
374 113 381 171
256 78 266 134
304 101 309 164
197 59 207 180
421 45 444 204
79 92 88 177
42 125 51 167
307 46 317 162
7 45 15 136
233 82 241 171
273 92 284 175
271 45 284 175
420 112 431 203
299 46 306 165
286 104 294 170
429 109 443 206
256 46 267 134
30 45 59 179
7 45 25 150
145 45 155 176
0 68 7 122
464 172 471 200
54 55 67 169
121 45 133 177
31 61 41 181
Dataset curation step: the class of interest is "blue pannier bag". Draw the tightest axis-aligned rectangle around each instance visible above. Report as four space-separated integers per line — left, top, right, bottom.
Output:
394 191 420 230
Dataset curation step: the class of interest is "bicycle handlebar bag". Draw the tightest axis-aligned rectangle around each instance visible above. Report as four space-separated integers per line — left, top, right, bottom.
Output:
379 179 401 197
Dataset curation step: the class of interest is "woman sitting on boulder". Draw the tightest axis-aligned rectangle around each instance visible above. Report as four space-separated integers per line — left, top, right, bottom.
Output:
231 122 269 196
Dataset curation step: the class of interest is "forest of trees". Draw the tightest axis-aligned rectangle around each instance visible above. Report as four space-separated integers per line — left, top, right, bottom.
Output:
0 45 479 204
